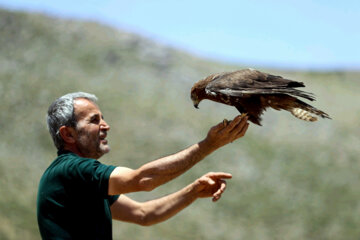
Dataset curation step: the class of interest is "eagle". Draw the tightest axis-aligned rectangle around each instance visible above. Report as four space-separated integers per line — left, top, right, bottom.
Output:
190 68 331 126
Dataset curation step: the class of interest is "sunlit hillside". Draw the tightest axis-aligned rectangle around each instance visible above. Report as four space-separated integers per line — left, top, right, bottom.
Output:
0 8 359 240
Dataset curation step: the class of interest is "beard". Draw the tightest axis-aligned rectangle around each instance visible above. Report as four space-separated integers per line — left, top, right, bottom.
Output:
75 129 110 159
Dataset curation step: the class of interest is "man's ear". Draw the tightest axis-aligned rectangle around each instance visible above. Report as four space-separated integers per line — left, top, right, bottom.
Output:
59 126 76 144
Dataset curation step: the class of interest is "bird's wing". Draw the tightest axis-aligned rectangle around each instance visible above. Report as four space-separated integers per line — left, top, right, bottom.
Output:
205 69 315 101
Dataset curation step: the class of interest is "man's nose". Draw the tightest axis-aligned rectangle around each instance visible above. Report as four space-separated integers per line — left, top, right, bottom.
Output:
100 119 110 131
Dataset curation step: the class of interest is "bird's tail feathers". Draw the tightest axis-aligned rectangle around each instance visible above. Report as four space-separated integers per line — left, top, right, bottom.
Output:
290 108 317 122
291 100 331 122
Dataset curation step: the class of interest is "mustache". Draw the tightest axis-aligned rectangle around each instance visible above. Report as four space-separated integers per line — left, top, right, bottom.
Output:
99 131 107 139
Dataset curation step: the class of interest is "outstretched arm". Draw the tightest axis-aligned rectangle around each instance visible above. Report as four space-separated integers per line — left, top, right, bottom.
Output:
110 172 232 226
108 115 248 195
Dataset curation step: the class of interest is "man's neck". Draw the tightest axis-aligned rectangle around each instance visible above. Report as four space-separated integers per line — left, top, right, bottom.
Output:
63 145 83 157
63 145 101 160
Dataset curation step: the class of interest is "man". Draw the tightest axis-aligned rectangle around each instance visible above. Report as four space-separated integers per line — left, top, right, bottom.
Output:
37 92 249 239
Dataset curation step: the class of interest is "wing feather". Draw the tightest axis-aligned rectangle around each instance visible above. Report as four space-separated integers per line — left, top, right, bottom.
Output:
206 69 315 101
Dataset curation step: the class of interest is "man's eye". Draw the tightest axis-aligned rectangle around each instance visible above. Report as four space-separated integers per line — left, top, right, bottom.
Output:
90 117 100 123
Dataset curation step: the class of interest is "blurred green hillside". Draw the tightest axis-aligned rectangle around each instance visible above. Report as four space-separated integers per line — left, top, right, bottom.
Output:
1 8 360 240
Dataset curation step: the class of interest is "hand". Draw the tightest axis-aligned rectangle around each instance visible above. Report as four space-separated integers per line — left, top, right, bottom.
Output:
203 114 249 149
192 172 232 202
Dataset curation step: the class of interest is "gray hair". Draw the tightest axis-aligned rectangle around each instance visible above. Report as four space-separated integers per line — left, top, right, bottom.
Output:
47 92 98 150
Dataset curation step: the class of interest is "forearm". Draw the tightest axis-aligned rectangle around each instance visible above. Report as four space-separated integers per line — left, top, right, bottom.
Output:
109 115 248 195
111 172 231 226
137 140 216 191
139 183 198 226
131 171 231 226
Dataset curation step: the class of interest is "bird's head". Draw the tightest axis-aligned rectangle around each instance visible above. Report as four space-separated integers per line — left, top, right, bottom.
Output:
190 89 201 109
190 81 209 109
191 74 218 109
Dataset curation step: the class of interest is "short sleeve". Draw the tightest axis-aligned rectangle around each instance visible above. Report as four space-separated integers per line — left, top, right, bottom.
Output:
107 194 120 205
66 157 117 197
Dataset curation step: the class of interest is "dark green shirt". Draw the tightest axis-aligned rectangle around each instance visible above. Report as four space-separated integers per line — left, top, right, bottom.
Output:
37 150 119 240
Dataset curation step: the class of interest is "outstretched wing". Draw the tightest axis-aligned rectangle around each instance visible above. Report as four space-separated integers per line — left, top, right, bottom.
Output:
205 69 315 101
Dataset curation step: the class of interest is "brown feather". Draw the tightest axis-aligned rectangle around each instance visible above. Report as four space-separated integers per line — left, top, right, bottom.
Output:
190 69 331 126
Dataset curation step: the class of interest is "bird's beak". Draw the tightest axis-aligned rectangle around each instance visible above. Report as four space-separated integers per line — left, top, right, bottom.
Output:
192 99 200 109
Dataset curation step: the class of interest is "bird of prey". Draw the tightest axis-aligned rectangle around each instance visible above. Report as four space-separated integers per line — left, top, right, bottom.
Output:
190 68 331 126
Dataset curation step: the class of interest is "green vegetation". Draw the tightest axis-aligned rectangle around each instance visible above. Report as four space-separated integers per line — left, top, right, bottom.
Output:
1 8 359 240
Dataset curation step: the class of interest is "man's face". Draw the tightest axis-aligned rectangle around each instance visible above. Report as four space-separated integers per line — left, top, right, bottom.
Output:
73 98 110 159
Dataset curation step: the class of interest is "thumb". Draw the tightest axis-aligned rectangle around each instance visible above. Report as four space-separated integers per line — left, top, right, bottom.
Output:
199 177 216 185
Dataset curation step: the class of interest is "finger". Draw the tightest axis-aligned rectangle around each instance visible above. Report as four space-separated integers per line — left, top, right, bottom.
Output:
212 195 221 202
213 180 226 196
227 115 248 133
212 180 227 202
211 121 226 133
234 122 249 139
219 179 227 192
212 191 221 202
207 172 232 180
226 115 242 130
230 120 249 139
